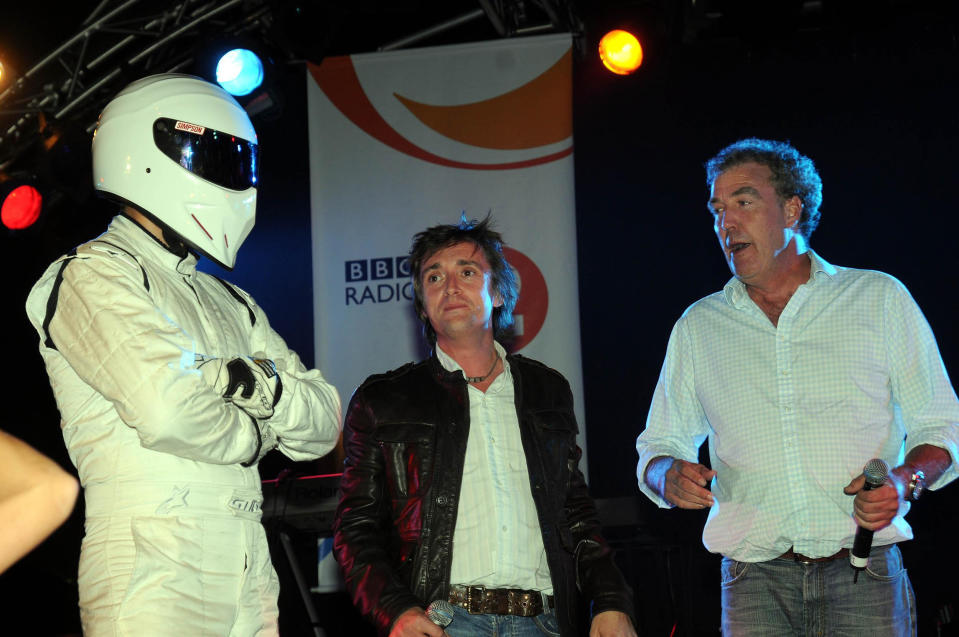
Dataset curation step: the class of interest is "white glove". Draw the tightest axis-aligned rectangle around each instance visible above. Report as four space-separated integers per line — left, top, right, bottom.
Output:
255 422 278 464
199 356 283 419
240 419 279 467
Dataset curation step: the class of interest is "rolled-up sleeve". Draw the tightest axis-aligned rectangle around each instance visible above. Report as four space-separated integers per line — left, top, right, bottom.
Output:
636 318 710 508
884 279 959 489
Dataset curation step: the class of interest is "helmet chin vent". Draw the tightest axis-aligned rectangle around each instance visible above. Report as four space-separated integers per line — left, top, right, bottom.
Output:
191 214 213 240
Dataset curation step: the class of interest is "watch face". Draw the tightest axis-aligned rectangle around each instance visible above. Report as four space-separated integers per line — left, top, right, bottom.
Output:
911 471 926 501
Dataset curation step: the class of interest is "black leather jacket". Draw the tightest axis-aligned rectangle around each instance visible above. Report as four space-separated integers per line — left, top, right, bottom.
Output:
333 351 634 636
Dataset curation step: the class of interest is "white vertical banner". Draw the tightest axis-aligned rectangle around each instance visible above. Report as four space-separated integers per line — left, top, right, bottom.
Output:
307 33 588 477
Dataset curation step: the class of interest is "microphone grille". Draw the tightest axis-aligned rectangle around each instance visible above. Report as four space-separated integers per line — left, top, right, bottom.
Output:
426 599 455 627
863 458 889 486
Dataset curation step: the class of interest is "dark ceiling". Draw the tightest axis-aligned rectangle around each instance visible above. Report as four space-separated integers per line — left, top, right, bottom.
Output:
0 0 956 228
2 0 957 165
0 0 587 165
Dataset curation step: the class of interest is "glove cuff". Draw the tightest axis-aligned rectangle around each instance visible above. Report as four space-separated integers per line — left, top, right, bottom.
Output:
241 415 263 467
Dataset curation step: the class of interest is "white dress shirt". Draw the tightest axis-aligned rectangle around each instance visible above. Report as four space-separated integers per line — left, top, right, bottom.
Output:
636 250 959 562
438 342 553 592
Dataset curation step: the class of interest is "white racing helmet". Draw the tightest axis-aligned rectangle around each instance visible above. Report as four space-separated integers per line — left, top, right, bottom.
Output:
92 73 258 270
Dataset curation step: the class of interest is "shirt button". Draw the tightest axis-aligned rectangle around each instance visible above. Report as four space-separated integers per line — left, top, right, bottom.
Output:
437 495 447 506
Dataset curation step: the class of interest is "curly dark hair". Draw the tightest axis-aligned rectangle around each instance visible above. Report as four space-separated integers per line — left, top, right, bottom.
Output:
705 138 823 239
409 213 518 346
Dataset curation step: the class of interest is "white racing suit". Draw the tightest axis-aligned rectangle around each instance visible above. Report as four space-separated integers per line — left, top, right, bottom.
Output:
25 214 342 636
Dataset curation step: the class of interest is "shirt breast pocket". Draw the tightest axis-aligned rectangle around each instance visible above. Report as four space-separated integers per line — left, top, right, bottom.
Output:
374 421 435 502
529 409 577 490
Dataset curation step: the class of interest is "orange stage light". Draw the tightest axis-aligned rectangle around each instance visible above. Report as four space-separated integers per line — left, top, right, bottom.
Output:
598 29 643 75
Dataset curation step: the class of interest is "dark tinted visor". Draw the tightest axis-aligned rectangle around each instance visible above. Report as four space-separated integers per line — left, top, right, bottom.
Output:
153 117 257 191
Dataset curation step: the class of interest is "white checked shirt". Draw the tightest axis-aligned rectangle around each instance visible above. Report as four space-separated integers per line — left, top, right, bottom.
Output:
636 251 959 562
437 342 553 592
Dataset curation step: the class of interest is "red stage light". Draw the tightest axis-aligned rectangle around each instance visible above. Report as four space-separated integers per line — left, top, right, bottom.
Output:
1 184 43 230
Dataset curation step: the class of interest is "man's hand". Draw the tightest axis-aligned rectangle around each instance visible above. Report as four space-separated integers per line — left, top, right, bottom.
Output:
199 356 282 419
388 607 447 637
646 456 716 509
843 471 905 531
590 610 637 637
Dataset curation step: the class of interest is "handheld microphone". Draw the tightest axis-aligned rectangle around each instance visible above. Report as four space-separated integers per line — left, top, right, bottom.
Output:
426 600 455 627
850 458 889 581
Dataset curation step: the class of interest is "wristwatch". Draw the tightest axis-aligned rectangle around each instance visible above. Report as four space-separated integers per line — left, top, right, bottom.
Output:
907 470 926 502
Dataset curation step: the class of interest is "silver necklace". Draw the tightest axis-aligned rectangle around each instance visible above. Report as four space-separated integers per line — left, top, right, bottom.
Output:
464 351 500 383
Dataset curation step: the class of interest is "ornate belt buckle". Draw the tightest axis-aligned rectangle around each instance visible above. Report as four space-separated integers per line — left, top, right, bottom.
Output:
467 585 486 614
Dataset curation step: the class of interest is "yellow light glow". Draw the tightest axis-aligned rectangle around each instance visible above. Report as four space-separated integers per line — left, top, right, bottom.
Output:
598 30 643 75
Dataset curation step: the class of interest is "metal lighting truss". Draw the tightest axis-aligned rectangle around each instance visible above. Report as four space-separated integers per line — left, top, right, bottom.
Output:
0 0 273 168
379 0 582 51
0 0 582 168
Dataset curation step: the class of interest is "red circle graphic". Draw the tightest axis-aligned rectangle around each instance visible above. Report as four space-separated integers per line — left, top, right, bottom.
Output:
503 247 548 352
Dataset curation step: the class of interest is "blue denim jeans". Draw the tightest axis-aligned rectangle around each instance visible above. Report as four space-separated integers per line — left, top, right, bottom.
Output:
720 544 916 636
444 606 560 637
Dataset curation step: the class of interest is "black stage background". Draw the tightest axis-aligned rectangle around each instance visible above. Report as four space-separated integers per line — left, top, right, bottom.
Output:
1 3 957 635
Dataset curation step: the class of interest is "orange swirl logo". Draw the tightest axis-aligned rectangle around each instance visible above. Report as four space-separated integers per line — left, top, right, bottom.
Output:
309 49 573 170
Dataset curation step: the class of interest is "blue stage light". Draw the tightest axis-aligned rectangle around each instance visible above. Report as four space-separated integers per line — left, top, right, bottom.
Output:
215 48 264 97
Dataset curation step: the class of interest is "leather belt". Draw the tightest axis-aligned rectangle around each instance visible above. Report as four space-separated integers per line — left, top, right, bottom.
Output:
448 585 554 616
779 547 850 564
